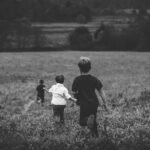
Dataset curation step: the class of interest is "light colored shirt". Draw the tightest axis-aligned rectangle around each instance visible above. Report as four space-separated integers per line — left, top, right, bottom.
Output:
49 83 71 105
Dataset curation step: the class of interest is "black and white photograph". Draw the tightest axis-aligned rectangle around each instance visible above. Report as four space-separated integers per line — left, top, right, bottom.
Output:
0 0 150 150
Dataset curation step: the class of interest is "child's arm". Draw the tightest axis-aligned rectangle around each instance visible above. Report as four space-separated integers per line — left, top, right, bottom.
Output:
71 91 79 98
43 87 50 93
98 89 109 112
68 97 77 103
64 89 77 103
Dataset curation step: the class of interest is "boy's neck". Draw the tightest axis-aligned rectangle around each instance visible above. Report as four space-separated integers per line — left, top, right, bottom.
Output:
56 83 63 85
80 72 89 75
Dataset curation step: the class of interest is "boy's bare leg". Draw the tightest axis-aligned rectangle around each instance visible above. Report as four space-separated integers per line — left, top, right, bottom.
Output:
87 115 99 137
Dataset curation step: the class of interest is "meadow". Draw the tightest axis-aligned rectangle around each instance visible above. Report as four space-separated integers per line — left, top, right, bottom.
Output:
0 51 150 150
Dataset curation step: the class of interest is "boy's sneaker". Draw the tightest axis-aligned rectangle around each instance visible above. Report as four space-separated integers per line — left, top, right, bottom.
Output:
87 115 95 129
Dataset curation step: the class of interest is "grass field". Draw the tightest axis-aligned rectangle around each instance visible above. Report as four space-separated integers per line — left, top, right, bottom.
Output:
0 51 150 150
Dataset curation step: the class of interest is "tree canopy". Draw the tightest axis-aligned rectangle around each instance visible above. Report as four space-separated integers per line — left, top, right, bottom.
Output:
0 0 150 22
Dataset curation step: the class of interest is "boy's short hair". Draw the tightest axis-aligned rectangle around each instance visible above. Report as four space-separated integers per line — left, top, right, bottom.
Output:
40 79 44 84
55 75 64 84
78 56 91 73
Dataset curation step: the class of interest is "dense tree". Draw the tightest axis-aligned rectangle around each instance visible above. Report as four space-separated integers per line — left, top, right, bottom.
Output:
0 0 150 22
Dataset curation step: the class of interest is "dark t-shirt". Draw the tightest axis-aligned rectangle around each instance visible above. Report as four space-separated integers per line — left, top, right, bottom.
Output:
72 74 103 106
36 84 45 97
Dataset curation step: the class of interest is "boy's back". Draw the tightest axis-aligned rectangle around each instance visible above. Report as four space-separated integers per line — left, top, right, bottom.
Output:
71 56 108 137
36 84 45 97
49 83 71 105
72 74 103 105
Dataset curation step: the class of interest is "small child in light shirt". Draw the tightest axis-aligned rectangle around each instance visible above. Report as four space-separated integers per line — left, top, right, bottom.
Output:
44 75 76 124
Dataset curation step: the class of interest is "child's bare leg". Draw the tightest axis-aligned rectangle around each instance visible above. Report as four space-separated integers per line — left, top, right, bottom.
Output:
87 115 99 137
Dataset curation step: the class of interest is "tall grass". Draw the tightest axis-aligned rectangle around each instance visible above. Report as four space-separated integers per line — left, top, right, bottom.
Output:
0 52 150 149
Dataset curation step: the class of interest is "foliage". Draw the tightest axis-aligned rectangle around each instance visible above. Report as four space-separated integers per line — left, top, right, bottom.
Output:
135 15 150 50
76 14 87 24
68 26 93 50
0 0 92 23
0 19 46 50
107 27 140 50
0 21 12 49
34 1 91 22
1 0 150 22
93 17 150 51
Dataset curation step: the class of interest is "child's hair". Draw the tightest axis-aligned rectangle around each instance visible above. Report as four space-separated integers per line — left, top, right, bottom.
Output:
40 79 44 84
78 56 91 73
55 75 64 84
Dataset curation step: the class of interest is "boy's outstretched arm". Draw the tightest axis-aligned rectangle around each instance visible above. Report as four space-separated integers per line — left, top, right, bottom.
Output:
68 97 77 103
43 88 49 93
64 89 77 103
98 89 109 112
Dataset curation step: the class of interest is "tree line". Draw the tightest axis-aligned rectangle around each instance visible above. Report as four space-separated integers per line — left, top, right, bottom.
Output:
0 0 150 51
0 0 150 22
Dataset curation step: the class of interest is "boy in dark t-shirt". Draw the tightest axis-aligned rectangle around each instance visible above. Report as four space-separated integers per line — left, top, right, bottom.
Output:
36 80 45 105
72 57 108 137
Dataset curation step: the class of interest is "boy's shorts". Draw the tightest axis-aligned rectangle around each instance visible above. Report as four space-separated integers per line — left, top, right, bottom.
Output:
53 105 66 116
79 103 98 126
